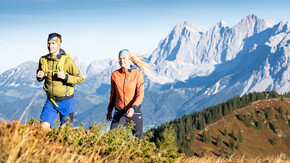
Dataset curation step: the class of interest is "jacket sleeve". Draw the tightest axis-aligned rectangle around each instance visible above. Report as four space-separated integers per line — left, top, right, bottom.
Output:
107 74 116 112
65 58 84 84
36 58 44 82
132 71 144 111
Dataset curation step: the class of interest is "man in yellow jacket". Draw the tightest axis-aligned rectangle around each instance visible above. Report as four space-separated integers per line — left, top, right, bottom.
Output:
36 33 84 131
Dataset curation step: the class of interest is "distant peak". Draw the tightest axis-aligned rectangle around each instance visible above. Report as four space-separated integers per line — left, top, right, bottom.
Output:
218 20 228 27
240 14 274 25
240 14 259 24
174 21 205 33
179 21 191 26
278 19 287 26
18 61 36 67
235 14 275 31
214 20 229 28
208 20 229 32
246 14 258 21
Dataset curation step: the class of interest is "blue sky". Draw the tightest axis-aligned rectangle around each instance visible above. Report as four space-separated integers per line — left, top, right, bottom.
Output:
0 0 290 73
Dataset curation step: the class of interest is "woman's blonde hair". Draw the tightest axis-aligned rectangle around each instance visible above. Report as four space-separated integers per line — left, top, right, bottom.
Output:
119 49 151 76
130 54 151 77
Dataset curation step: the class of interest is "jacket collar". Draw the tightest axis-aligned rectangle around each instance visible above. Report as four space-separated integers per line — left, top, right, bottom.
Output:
48 49 66 60
120 67 133 74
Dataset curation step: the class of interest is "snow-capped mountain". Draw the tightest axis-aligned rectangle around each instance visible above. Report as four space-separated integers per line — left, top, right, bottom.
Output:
86 58 118 77
0 61 41 88
156 15 290 94
143 14 289 116
79 58 119 93
0 57 118 93
0 14 289 128
148 14 276 83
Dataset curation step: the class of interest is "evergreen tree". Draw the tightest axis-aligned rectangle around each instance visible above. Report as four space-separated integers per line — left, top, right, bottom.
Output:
268 91 279 98
207 130 211 144
223 104 229 115
228 103 233 113
269 136 278 145
250 111 255 122
229 138 235 150
256 114 263 130
269 122 278 133
202 129 211 144
192 125 196 142
262 92 268 99
202 130 207 143
206 112 213 124
256 92 262 100
185 117 193 134
212 108 218 120
183 135 194 156
224 127 228 137
231 129 235 140
265 107 274 121
216 135 222 147
235 96 242 108
237 129 243 143
236 142 240 151
250 92 257 102
233 98 238 110
218 106 223 118
220 145 224 157
176 124 182 141
157 126 179 153
241 94 249 107
201 149 205 157
278 106 284 116
198 114 206 130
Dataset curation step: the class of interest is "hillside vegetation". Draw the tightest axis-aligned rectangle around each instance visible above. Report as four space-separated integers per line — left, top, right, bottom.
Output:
147 91 290 158
1 91 289 162
0 120 182 162
0 120 288 162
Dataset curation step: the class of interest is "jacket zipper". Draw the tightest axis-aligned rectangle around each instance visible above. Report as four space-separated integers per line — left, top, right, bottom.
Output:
123 73 126 109
52 60 54 97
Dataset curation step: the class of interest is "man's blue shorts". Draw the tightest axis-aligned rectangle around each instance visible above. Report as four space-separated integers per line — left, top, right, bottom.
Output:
40 97 74 127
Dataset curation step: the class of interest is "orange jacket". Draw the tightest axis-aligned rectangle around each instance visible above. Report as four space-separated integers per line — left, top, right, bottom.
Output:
107 68 144 112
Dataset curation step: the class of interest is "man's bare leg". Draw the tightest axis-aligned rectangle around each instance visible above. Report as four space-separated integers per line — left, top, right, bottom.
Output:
41 122 51 131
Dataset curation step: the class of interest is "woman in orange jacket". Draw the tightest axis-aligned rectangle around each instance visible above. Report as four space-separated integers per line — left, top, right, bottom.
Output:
106 49 150 138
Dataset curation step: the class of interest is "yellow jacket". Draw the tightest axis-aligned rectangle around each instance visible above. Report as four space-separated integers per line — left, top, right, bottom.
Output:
37 49 84 99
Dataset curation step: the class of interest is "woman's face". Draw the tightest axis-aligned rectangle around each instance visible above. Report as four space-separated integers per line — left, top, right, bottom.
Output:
119 55 130 68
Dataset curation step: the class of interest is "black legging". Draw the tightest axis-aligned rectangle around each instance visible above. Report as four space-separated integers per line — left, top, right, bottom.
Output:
111 108 143 139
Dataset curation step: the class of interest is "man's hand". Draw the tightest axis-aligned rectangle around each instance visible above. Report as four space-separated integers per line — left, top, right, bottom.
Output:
126 108 134 118
57 71 66 80
106 111 112 121
37 70 45 78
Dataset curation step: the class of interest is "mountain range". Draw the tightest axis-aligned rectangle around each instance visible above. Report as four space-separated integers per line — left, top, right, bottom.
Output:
0 14 289 129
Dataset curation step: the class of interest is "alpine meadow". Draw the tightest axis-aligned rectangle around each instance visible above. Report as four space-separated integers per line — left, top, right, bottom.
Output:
0 14 290 162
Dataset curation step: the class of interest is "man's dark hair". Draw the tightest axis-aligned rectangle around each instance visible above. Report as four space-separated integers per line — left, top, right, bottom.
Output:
48 33 62 43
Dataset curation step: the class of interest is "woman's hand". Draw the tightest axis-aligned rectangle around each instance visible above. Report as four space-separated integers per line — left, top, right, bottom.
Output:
106 111 112 121
126 108 134 117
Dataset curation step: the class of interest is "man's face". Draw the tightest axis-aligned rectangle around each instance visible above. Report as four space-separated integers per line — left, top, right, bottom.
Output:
47 37 61 55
